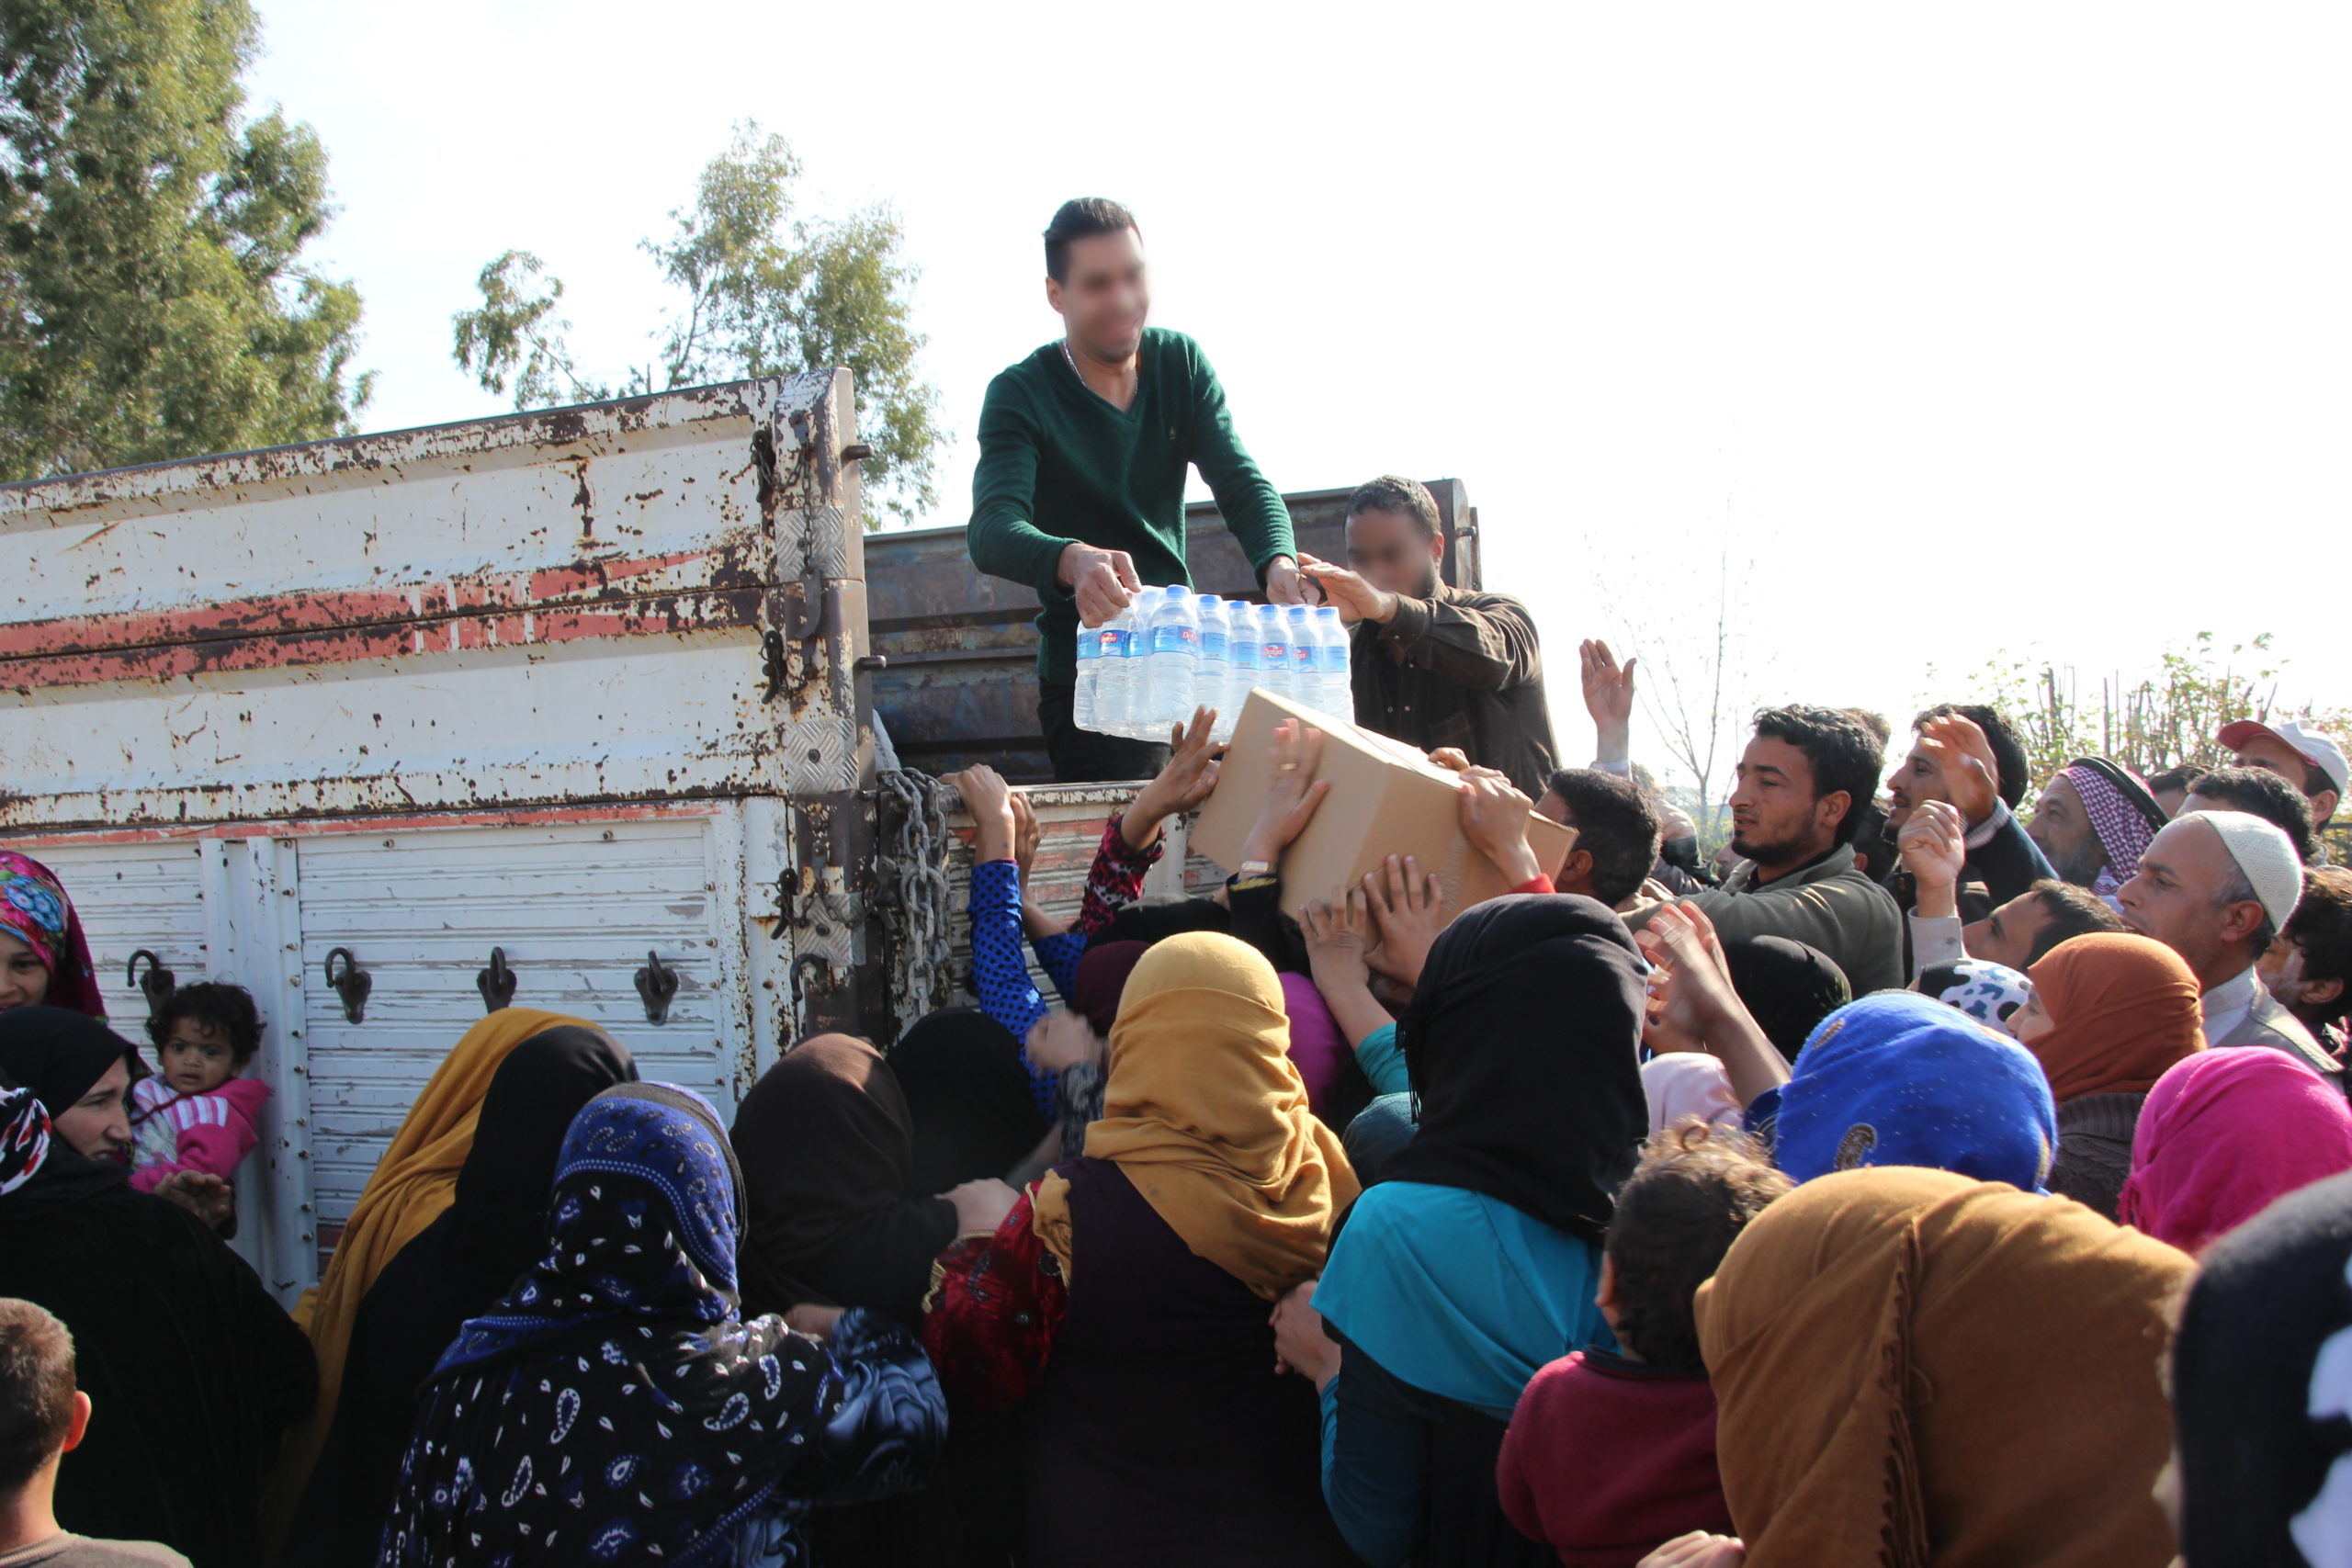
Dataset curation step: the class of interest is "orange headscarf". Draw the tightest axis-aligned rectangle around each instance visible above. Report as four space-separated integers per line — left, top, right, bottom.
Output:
2024 932 2203 1103
1695 1168 2192 1568
1031 932 1357 1300
266 1007 600 1538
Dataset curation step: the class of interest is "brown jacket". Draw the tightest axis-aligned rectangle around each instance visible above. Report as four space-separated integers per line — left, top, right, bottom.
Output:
1347 583 1557 798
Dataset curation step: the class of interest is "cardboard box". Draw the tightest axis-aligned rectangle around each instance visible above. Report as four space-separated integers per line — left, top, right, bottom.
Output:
1192 687 1577 919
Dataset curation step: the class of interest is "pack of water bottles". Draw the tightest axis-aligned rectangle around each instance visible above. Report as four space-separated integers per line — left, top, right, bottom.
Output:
1074 585 1353 743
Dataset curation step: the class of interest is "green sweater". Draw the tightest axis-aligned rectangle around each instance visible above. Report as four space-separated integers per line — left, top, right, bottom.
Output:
967 327 1294 684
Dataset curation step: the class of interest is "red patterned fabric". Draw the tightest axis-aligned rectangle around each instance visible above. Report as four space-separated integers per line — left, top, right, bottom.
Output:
1074 817 1163 938
921 1185 1069 1412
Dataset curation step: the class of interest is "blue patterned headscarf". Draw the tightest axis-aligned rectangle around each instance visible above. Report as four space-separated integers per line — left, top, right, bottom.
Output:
385 1084 906 1566
1777 992 2057 1191
434 1084 745 1374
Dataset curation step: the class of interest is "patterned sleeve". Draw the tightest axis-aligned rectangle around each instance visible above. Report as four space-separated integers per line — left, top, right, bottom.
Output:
920 1188 1069 1413
1032 929 1087 1000
1073 814 1162 938
967 859 1058 1116
776 1308 950 1508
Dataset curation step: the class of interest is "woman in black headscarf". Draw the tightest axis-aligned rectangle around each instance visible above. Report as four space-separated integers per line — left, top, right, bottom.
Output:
281 1024 636 1567
734 1034 1012 1568
1721 936 1851 1065
895 1007 1057 1194
731 1032 958 1327
1283 895 1650 1568
2170 1165 2352 1565
0 1010 316 1568
0 1000 141 1161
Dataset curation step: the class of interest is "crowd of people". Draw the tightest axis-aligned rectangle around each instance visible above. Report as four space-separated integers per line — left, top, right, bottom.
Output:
4 196 2352 1566
7 620 2352 1564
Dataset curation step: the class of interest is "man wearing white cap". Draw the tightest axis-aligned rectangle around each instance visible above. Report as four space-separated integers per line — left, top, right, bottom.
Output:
2221 717 2348 832
2118 810 2339 1080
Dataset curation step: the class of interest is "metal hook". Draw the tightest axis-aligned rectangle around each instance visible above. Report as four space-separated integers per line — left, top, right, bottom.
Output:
477 947 516 1014
125 950 176 1017
323 947 371 1024
634 952 679 1025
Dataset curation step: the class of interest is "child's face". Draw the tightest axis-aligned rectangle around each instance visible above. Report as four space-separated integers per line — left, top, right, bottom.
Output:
160 1020 239 1095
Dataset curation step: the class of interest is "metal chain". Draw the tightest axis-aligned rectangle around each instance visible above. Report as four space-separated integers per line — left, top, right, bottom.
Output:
875 765 956 1035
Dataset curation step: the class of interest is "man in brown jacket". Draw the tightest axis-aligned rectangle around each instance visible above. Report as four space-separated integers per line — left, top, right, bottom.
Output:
1299 475 1558 798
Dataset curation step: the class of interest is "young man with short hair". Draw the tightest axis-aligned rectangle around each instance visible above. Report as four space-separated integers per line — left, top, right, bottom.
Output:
968 197 1303 782
2145 764 2197 819
2267 865 2352 1060
0 1300 186 1567
1296 475 1558 797
2118 811 2337 1080
1535 769 1663 909
2184 765 2323 864
1624 706 1904 993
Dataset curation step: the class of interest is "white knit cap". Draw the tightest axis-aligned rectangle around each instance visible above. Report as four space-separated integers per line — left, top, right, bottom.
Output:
2191 809 2307 931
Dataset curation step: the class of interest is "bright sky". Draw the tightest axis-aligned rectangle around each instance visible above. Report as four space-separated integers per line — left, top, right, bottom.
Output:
244 3 2351 786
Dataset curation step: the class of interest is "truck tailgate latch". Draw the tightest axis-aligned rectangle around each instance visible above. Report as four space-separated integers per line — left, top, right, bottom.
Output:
635 952 680 1026
323 948 371 1025
477 947 518 1014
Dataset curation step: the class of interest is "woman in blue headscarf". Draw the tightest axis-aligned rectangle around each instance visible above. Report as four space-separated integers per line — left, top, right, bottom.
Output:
1771 991 2058 1190
379 1083 946 1566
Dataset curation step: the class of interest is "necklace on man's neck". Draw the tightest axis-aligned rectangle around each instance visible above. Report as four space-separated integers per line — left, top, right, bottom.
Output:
1061 337 1083 379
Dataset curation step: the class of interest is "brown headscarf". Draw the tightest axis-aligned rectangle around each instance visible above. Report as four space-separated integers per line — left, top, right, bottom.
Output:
1695 1168 2192 1568
2024 932 2204 1103
1032 932 1357 1300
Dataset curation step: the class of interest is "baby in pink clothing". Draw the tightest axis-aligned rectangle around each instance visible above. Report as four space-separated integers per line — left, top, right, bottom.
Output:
128 981 270 1193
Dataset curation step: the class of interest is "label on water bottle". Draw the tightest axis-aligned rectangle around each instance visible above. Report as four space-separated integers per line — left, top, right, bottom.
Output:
1293 642 1317 672
1201 628 1228 660
1261 640 1285 663
1149 625 1199 656
1099 628 1131 658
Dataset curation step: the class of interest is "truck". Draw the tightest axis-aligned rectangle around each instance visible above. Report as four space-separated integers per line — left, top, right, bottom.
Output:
0 370 1482 1303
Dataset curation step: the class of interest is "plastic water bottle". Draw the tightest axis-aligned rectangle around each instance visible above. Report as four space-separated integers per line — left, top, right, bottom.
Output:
1073 615 1102 731
1142 585 1199 733
1313 604 1353 721
1193 595 1229 735
1094 588 1151 737
1219 599 1259 740
1256 603 1292 704
1286 606 1317 712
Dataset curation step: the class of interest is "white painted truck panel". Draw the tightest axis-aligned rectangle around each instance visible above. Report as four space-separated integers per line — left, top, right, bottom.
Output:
0 373 882 1302
295 816 740 1264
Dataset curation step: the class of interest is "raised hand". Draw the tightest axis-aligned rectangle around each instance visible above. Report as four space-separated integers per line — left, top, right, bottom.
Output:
947 764 1018 863
1239 719 1331 867
1125 706 1226 852
1896 799 1968 919
1917 713 2001 829
1579 638 1637 761
1012 791 1043 889
1363 854 1447 987
1459 771 1543 887
1295 552 1396 626
1300 887 1374 995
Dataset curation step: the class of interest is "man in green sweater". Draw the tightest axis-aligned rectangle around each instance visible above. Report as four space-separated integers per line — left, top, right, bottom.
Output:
967 197 1305 782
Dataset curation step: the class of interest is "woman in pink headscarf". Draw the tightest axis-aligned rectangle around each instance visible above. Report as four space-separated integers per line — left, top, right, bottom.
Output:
2119 1046 2352 1253
0 853 104 1018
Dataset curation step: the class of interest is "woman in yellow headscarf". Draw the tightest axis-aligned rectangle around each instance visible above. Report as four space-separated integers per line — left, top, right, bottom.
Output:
922 931 1359 1568
263 1007 605 1539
